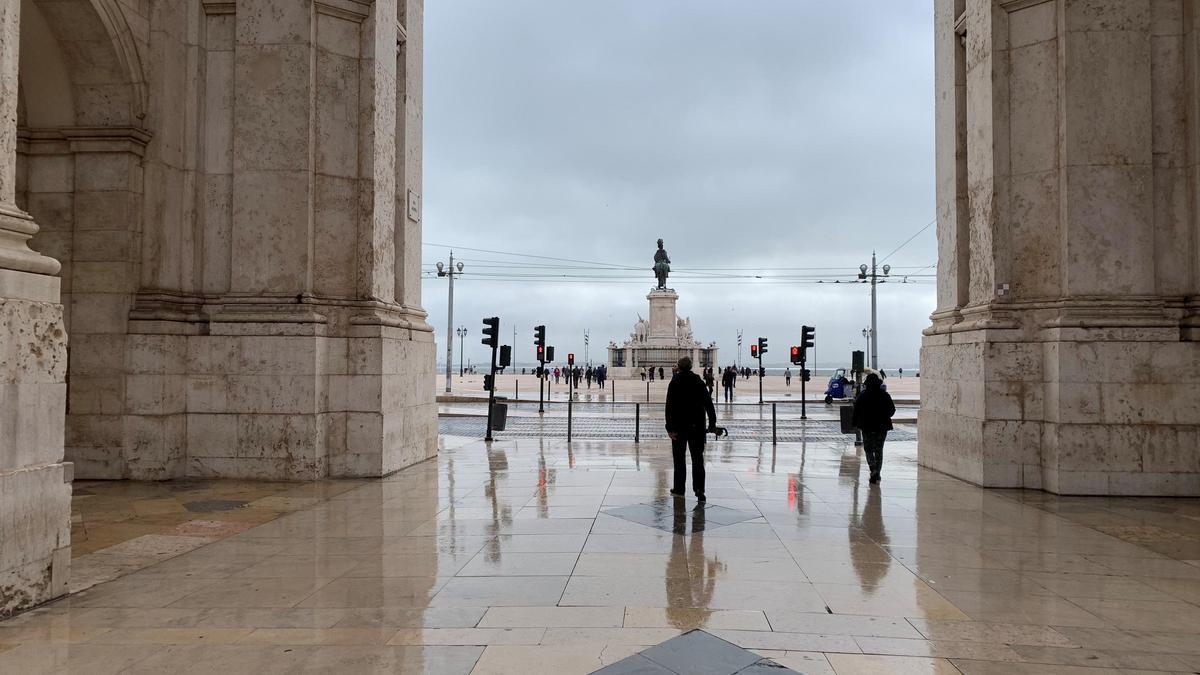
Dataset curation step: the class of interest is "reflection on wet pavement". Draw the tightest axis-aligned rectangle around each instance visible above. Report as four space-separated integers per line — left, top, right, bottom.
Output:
2 433 1199 674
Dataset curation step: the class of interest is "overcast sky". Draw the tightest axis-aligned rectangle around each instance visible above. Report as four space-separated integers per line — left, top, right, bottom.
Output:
421 0 935 371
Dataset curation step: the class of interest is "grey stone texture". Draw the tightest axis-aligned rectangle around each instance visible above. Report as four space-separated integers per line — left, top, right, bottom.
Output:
923 0 1200 495
1 0 432 616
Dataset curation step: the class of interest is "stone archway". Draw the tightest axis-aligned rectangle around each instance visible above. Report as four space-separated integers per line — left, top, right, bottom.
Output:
1 0 435 617
17 0 150 480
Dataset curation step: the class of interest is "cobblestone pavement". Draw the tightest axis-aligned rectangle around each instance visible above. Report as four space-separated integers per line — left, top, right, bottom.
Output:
3 437 1199 674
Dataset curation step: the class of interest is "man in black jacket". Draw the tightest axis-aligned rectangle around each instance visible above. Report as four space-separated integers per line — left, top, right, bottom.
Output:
851 373 896 484
665 356 718 501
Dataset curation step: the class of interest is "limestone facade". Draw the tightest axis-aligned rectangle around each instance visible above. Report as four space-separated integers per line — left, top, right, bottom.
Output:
922 0 1200 495
1 0 433 617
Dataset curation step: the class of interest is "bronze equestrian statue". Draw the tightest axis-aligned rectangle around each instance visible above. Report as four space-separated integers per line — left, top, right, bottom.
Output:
653 239 671 289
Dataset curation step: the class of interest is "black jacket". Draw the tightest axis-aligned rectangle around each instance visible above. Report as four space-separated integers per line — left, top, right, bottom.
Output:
665 371 717 435
852 385 895 432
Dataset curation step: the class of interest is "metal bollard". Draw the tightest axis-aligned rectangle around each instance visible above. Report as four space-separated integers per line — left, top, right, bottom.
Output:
516 380 519 401
771 402 777 445
635 403 640 443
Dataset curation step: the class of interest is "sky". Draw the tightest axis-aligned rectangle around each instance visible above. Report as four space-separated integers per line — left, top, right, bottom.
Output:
421 0 936 371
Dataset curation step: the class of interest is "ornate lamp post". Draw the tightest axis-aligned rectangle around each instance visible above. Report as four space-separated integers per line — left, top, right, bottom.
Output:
858 253 889 370
456 326 468 376
436 254 465 393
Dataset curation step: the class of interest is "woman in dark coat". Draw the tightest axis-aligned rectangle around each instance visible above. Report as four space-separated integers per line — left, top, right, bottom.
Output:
852 373 895 484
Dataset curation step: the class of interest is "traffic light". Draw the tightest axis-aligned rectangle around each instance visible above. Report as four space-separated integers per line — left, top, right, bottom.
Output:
545 346 555 362
536 344 544 360
750 344 759 359
567 353 575 366
790 346 802 365
534 325 546 349
481 317 499 348
483 374 494 391
757 337 768 357
852 350 865 373
801 368 811 382
801 325 815 351
499 345 511 368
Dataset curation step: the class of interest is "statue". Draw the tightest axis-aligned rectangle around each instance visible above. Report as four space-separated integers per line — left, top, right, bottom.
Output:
634 316 649 342
653 238 671 289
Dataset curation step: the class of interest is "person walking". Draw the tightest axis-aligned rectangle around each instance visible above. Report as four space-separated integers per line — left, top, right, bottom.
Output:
852 373 895 484
658 366 665 381
721 366 736 402
553 367 560 384
585 366 593 389
784 368 792 387
703 367 715 399
665 357 718 502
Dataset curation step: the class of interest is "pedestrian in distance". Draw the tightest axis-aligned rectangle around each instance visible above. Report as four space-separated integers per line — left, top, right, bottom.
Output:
665 356 718 502
649 367 655 382
852 373 895 484
721 366 736 402
553 367 560 384
658 366 665 380
703 367 715 398
785 368 792 387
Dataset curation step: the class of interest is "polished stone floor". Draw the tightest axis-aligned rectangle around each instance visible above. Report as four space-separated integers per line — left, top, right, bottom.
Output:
2 433 1200 674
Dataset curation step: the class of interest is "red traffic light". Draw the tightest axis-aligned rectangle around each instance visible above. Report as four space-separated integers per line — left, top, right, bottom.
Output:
750 344 759 358
568 353 575 366
790 345 802 365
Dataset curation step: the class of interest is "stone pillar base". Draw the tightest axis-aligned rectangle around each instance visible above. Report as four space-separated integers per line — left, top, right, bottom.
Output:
920 330 1200 496
0 462 71 619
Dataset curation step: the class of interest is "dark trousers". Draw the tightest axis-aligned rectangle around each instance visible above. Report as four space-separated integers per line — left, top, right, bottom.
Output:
672 432 706 496
722 385 733 402
862 430 887 477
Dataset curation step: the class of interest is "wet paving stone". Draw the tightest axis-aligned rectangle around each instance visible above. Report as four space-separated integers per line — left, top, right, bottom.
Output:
602 501 761 535
594 629 796 675
183 499 251 513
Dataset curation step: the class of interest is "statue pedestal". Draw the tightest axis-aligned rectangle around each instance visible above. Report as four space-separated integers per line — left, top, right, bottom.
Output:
647 289 678 339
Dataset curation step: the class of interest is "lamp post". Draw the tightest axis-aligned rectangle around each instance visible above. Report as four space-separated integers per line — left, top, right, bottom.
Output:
861 327 872 358
857 252 889 370
736 329 743 368
436 254 465 393
456 326 468 376
584 330 590 366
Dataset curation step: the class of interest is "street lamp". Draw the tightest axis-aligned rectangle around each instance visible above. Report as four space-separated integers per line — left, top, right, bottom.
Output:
861 327 872 357
584 330 590 366
858 252 889 370
435 254 465 393
455 326 468 376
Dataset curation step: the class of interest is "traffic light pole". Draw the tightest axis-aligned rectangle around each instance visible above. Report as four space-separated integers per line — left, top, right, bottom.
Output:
757 353 763 405
800 360 807 420
538 358 545 414
485 340 499 442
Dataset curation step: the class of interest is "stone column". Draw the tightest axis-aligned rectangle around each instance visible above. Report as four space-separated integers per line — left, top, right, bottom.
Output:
921 0 1200 495
0 0 71 618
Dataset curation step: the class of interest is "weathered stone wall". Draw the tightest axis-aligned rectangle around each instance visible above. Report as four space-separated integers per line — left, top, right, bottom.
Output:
3 0 434 617
8 0 435 483
922 0 1200 495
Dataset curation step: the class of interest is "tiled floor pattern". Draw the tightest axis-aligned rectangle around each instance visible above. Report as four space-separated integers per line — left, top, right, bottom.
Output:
1 433 1198 674
70 478 365 592
597 629 797 673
